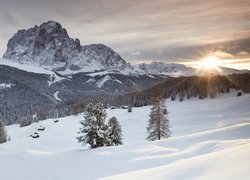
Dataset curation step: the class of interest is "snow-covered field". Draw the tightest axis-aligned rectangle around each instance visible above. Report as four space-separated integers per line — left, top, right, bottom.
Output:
1 93 250 180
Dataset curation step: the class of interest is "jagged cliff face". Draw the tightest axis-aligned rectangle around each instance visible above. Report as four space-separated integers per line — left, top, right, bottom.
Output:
3 21 134 74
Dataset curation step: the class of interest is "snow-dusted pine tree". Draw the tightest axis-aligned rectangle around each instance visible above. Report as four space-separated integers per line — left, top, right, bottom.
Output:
0 121 7 144
77 102 108 148
107 117 123 146
146 98 171 141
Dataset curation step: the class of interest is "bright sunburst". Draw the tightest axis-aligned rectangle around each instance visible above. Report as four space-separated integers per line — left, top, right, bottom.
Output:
201 56 221 69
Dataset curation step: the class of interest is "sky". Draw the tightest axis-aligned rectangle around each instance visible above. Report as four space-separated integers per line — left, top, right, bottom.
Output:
1 0 250 69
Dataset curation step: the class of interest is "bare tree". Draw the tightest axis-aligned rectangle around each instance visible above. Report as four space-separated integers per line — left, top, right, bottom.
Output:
146 98 171 141
0 121 7 144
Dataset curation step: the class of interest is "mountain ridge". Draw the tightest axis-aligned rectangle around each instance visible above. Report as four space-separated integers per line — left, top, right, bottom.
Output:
3 20 248 77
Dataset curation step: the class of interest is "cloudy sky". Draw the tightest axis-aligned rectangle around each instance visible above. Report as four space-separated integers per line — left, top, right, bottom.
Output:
1 0 250 69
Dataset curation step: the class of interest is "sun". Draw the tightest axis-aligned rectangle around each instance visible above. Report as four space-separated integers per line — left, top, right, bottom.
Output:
201 56 221 69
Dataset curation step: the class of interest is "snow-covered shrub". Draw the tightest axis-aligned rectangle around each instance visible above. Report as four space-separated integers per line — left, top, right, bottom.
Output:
77 102 109 148
77 102 123 148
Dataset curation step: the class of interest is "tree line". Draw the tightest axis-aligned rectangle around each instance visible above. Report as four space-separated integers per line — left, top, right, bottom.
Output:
113 73 250 107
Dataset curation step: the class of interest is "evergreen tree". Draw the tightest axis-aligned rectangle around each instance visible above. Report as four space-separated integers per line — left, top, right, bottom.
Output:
107 117 123 146
77 102 108 148
146 98 171 141
0 121 7 144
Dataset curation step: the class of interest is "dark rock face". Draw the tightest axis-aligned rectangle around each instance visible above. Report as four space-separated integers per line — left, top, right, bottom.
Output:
3 21 134 74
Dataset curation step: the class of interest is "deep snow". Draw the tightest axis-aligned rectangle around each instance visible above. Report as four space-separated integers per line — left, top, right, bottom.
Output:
0 92 250 180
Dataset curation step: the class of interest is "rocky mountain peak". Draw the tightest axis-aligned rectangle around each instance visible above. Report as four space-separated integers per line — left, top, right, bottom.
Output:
40 21 62 31
34 21 70 44
3 21 134 74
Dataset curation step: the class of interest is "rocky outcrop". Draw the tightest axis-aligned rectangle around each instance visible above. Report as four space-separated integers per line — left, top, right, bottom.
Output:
3 21 135 74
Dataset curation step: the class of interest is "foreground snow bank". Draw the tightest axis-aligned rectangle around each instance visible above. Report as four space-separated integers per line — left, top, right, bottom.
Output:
0 93 250 180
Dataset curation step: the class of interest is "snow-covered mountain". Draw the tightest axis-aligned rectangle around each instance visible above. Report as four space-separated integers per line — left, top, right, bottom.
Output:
217 66 250 75
3 20 248 78
135 62 195 77
3 21 135 75
3 20 197 77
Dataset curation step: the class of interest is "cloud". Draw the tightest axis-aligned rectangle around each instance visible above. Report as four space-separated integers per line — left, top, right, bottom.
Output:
213 51 234 58
132 59 153 65
0 12 19 27
131 51 141 56
238 51 249 56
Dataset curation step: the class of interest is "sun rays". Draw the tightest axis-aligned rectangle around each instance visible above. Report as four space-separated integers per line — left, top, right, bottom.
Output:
201 56 221 69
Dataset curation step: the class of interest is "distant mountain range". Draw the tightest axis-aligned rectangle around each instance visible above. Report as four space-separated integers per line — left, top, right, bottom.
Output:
3 20 248 77
0 20 249 125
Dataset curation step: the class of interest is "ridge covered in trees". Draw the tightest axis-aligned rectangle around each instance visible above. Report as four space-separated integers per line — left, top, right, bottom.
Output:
3 73 250 126
114 73 250 107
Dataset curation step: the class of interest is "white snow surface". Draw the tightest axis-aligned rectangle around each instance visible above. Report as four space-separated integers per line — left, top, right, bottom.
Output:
53 91 62 101
0 58 65 86
1 93 250 180
0 83 14 89
85 77 96 83
0 58 55 75
96 75 112 88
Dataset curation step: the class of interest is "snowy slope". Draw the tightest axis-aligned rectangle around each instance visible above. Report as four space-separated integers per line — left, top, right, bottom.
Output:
96 75 112 88
0 58 57 75
53 91 62 101
0 93 250 179
0 58 64 86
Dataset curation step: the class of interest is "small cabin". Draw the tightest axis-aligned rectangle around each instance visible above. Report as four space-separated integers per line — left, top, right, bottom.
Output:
37 126 45 131
31 133 39 138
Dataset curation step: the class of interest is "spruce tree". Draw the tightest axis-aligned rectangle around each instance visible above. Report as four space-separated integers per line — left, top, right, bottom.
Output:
107 117 123 146
77 102 108 148
146 98 171 141
0 121 7 144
